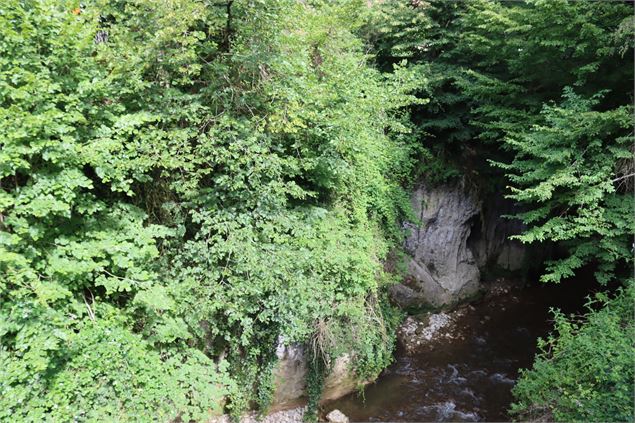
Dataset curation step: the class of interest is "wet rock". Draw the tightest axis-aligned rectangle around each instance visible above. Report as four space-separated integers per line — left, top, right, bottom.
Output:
398 313 455 353
388 282 429 309
325 409 349 423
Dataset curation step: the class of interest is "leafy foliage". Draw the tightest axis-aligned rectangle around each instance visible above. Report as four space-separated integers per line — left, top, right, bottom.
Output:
494 91 634 284
0 0 233 420
365 1 634 421
365 0 633 180
511 283 635 422
2 0 633 421
1 0 419 420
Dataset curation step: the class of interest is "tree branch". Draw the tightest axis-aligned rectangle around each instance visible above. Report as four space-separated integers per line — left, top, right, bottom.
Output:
611 173 635 183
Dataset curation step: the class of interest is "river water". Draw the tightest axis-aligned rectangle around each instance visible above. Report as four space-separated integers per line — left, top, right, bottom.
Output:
325 281 593 422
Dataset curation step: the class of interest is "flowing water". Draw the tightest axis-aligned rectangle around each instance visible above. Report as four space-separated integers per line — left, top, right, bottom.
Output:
325 281 594 422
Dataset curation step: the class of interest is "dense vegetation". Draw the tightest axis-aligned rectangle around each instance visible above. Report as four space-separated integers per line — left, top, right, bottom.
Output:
511 283 634 422
367 1 634 421
1 0 633 422
1 1 418 420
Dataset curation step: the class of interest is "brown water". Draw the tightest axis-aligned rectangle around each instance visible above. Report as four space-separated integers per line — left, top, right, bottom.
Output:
325 282 593 422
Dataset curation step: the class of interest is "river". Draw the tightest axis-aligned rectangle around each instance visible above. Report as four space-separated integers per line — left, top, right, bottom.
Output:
325 280 594 422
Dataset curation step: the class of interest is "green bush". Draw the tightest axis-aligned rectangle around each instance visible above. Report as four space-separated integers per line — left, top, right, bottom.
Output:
511 283 635 422
1 0 419 419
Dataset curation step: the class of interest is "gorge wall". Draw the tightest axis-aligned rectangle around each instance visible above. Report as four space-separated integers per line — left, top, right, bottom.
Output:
390 177 529 309
270 343 362 411
270 177 533 411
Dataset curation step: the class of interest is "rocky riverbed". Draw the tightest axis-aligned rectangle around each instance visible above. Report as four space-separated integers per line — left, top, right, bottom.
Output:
210 277 590 422
208 406 306 423
324 279 589 422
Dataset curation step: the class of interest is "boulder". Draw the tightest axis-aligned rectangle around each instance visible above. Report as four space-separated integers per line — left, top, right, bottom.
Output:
270 340 362 411
321 354 359 402
325 409 349 423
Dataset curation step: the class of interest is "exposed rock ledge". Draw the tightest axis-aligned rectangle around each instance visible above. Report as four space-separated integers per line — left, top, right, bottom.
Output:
271 342 362 411
209 339 361 422
395 178 481 308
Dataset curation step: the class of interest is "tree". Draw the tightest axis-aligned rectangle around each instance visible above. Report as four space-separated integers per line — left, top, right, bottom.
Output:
0 0 420 419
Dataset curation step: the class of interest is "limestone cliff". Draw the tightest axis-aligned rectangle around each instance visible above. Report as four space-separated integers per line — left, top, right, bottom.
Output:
390 178 528 308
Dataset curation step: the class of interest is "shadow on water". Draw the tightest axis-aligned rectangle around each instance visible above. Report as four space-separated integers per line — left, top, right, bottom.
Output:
325 278 601 422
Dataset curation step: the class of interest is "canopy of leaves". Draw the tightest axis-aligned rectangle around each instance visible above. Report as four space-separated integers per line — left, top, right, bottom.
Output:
0 0 420 420
494 90 634 285
365 0 634 421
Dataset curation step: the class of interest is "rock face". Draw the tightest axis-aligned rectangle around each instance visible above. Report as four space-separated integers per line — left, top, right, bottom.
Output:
395 179 481 307
271 342 361 411
272 343 308 409
391 178 529 309
320 353 360 402
468 192 527 273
